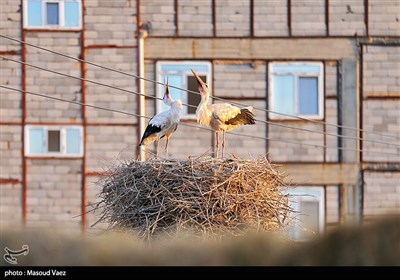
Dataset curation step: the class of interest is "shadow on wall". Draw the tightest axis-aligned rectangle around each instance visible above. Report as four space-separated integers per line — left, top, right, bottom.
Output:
1 215 399 266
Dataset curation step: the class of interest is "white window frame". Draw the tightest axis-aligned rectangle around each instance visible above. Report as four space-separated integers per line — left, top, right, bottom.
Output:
23 0 82 30
156 61 212 120
269 62 324 120
286 186 325 241
25 125 83 157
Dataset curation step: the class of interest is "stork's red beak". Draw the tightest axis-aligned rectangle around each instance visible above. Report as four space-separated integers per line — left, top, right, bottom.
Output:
191 69 205 87
163 77 169 99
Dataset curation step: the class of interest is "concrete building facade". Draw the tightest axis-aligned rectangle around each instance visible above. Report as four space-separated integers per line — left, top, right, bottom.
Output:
1 0 399 239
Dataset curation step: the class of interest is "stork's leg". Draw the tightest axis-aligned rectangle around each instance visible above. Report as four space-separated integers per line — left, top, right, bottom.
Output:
215 131 219 158
165 136 170 158
156 140 160 157
221 131 226 159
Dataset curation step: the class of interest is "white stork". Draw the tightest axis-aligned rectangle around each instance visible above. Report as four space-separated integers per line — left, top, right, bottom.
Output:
139 80 182 157
191 69 256 158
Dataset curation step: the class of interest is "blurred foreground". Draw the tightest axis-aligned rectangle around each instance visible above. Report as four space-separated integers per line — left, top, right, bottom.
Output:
1 216 399 266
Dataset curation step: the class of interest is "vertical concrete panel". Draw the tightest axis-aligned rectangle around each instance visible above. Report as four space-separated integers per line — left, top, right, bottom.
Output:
178 0 213 36
364 172 400 217
369 0 400 36
25 33 82 123
254 0 288 36
26 159 82 230
292 1 326 36
215 0 250 37
329 0 366 36
140 0 176 36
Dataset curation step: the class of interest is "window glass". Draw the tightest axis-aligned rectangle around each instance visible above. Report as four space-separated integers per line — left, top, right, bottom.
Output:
48 130 61 152
25 0 81 28
269 62 323 119
187 75 203 115
157 62 211 117
27 0 42 26
160 75 183 112
46 2 59 25
66 128 81 154
298 200 320 240
273 75 294 115
299 77 318 115
161 64 209 73
26 126 82 156
286 187 325 241
29 128 44 154
64 1 79 27
273 65 320 73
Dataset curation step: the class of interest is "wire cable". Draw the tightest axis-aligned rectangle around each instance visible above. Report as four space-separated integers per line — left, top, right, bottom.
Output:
2 55 399 149
2 85 399 158
2 34 399 140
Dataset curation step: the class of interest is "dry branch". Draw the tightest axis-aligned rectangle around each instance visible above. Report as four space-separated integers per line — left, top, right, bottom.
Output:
92 155 293 239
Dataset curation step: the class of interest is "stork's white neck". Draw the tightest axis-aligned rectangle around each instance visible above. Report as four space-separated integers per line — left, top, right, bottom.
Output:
196 90 212 126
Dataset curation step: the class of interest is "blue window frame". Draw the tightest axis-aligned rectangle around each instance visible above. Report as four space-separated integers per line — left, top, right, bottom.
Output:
25 126 83 157
24 0 81 29
269 62 324 120
156 61 212 119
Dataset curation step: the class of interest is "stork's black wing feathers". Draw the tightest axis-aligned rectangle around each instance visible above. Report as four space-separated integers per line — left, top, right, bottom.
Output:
224 108 256 125
139 124 162 145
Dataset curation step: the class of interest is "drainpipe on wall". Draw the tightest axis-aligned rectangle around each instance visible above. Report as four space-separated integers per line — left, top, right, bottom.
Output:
138 26 148 161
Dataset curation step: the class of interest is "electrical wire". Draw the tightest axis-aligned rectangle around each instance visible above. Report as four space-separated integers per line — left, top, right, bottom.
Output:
2 85 399 158
1 34 399 141
2 55 399 149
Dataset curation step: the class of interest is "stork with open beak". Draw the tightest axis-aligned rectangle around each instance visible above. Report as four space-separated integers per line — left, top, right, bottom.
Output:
191 69 256 158
139 79 182 157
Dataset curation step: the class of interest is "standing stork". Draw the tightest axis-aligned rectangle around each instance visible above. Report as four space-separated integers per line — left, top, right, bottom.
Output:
139 79 182 157
191 69 256 158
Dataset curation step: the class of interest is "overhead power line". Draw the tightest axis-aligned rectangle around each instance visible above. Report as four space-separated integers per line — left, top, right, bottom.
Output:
2 85 399 158
2 55 399 149
1 34 399 141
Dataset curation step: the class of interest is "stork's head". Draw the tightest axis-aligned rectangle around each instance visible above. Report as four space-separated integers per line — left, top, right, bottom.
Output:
163 77 173 106
191 69 209 95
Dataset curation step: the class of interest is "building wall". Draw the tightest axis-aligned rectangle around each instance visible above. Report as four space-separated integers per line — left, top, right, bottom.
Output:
141 0 399 224
178 0 213 36
140 0 176 36
0 56 22 122
253 0 288 37
85 0 137 46
1 0 399 231
362 45 400 163
0 0 23 229
215 0 250 37
291 0 326 36
326 185 340 225
26 159 82 229
369 0 400 36
0 0 139 230
329 0 366 36
364 172 400 217
86 126 137 173
0 126 23 228
85 48 137 124
0 0 21 51
25 33 82 123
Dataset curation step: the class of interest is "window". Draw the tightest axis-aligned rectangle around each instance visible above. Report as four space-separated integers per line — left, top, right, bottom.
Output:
24 0 81 29
156 61 212 118
25 126 83 157
286 187 325 241
269 62 324 119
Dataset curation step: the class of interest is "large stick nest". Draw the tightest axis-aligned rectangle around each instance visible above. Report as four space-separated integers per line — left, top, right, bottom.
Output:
92 156 292 239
